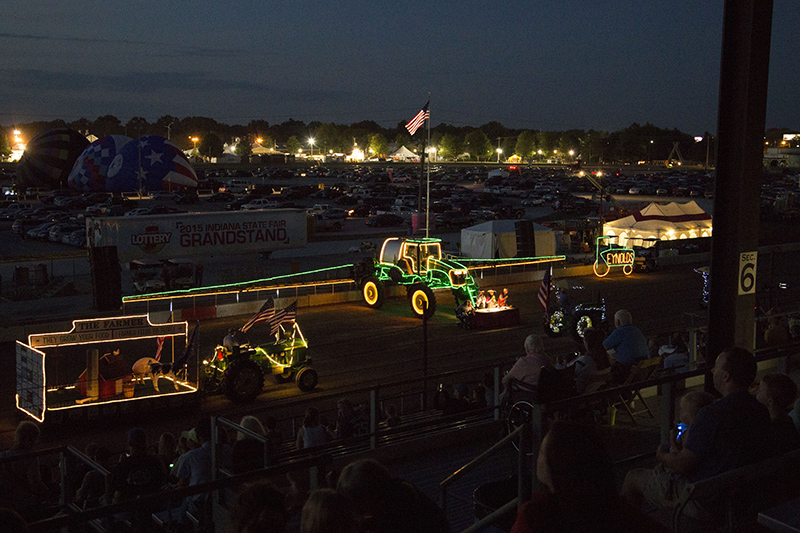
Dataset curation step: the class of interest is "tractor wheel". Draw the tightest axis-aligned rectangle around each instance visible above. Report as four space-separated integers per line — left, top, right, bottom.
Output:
409 284 437 319
623 264 633 276
544 309 566 337
221 359 264 403
572 311 594 340
362 276 385 309
295 367 319 392
593 260 610 277
273 368 295 384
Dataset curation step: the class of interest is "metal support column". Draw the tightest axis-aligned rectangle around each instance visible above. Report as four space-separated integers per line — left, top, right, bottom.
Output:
708 0 774 371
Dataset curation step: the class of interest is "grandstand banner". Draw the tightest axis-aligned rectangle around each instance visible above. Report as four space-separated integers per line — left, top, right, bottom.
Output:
87 209 307 263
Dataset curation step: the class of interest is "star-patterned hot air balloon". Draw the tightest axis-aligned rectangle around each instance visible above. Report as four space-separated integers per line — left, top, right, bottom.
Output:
106 135 198 193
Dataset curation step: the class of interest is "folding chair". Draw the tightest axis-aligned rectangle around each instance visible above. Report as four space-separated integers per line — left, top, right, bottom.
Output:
610 357 662 424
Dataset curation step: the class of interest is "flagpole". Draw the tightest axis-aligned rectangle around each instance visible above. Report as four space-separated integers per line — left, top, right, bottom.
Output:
426 92 431 238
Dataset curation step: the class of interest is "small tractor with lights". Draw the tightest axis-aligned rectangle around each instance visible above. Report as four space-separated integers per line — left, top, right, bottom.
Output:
202 321 317 403
354 237 480 319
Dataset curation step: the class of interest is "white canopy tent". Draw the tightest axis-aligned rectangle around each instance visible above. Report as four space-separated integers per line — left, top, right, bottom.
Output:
390 145 419 161
602 201 713 247
461 220 556 259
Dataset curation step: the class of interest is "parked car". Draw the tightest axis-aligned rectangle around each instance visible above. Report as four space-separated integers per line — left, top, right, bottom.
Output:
49 223 82 243
124 207 153 217
144 205 188 215
521 196 545 206
323 208 348 220
12 218 44 237
27 221 58 240
68 229 87 248
435 210 472 227
205 192 235 203
226 194 262 211
365 214 405 227
174 192 200 204
241 198 280 210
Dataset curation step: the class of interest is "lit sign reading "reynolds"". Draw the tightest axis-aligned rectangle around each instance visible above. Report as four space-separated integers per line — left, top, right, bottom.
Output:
603 250 635 266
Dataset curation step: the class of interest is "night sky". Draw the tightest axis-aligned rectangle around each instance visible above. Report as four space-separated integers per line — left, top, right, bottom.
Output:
1 0 798 134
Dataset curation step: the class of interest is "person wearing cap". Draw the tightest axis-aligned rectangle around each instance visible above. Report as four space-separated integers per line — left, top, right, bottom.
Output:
223 328 240 350
111 427 167 504
176 417 230 518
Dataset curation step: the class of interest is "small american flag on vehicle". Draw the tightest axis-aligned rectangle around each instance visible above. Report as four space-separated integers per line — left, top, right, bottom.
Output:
269 300 298 335
537 266 552 313
241 297 275 333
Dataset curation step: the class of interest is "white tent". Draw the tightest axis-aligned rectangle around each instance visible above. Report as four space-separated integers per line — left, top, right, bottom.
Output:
461 220 556 259
602 201 713 247
390 145 419 161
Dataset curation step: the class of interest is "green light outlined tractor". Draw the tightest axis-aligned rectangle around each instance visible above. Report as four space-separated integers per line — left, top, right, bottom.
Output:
354 237 480 319
202 321 316 403
593 235 636 277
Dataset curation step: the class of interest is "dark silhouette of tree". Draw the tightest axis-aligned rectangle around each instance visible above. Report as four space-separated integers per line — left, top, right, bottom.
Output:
92 115 123 138
515 131 536 163
439 133 463 160
286 136 302 154
199 132 224 158
465 129 491 161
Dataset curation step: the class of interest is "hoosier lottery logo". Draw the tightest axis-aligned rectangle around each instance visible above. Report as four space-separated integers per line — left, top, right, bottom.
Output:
131 225 172 254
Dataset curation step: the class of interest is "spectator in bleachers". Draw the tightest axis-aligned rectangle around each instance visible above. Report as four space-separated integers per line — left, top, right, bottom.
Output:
176 417 227 517
662 335 690 373
510 421 656 533
384 404 401 427
335 399 368 440
502 334 552 394
296 407 329 450
764 315 790 348
111 428 167 504
171 427 199 480
621 346 773 519
670 392 715 452
756 373 800 453
0 421 50 519
471 384 488 408
74 445 112 509
603 309 649 383
336 458 449 533
568 327 611 394
264 416 284 449
300 487 357 533
156 432 177 475
229 481 288 533
232 415 269 473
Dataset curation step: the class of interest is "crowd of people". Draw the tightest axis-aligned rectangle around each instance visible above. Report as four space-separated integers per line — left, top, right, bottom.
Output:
2 307 800 532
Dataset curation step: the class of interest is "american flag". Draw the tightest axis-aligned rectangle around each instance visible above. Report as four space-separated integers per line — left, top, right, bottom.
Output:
537 266 552 313
241 297 275 333
405 102 430 135
269 300 298 335
154 336 166 361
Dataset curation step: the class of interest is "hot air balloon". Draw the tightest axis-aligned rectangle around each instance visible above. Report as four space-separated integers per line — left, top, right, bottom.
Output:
67 135 132 192
105 136 198 193
17 128 90 189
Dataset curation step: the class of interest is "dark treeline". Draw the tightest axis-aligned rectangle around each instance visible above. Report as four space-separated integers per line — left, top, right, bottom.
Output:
2 115 795 165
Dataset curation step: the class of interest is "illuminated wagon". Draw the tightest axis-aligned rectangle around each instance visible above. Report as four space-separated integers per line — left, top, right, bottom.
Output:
16 315 199 424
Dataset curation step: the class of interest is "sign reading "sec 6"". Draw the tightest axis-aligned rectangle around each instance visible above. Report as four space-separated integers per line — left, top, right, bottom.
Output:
738 251 757 295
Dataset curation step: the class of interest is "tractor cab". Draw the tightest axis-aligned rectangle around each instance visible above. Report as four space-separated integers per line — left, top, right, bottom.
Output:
380 237 442 275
